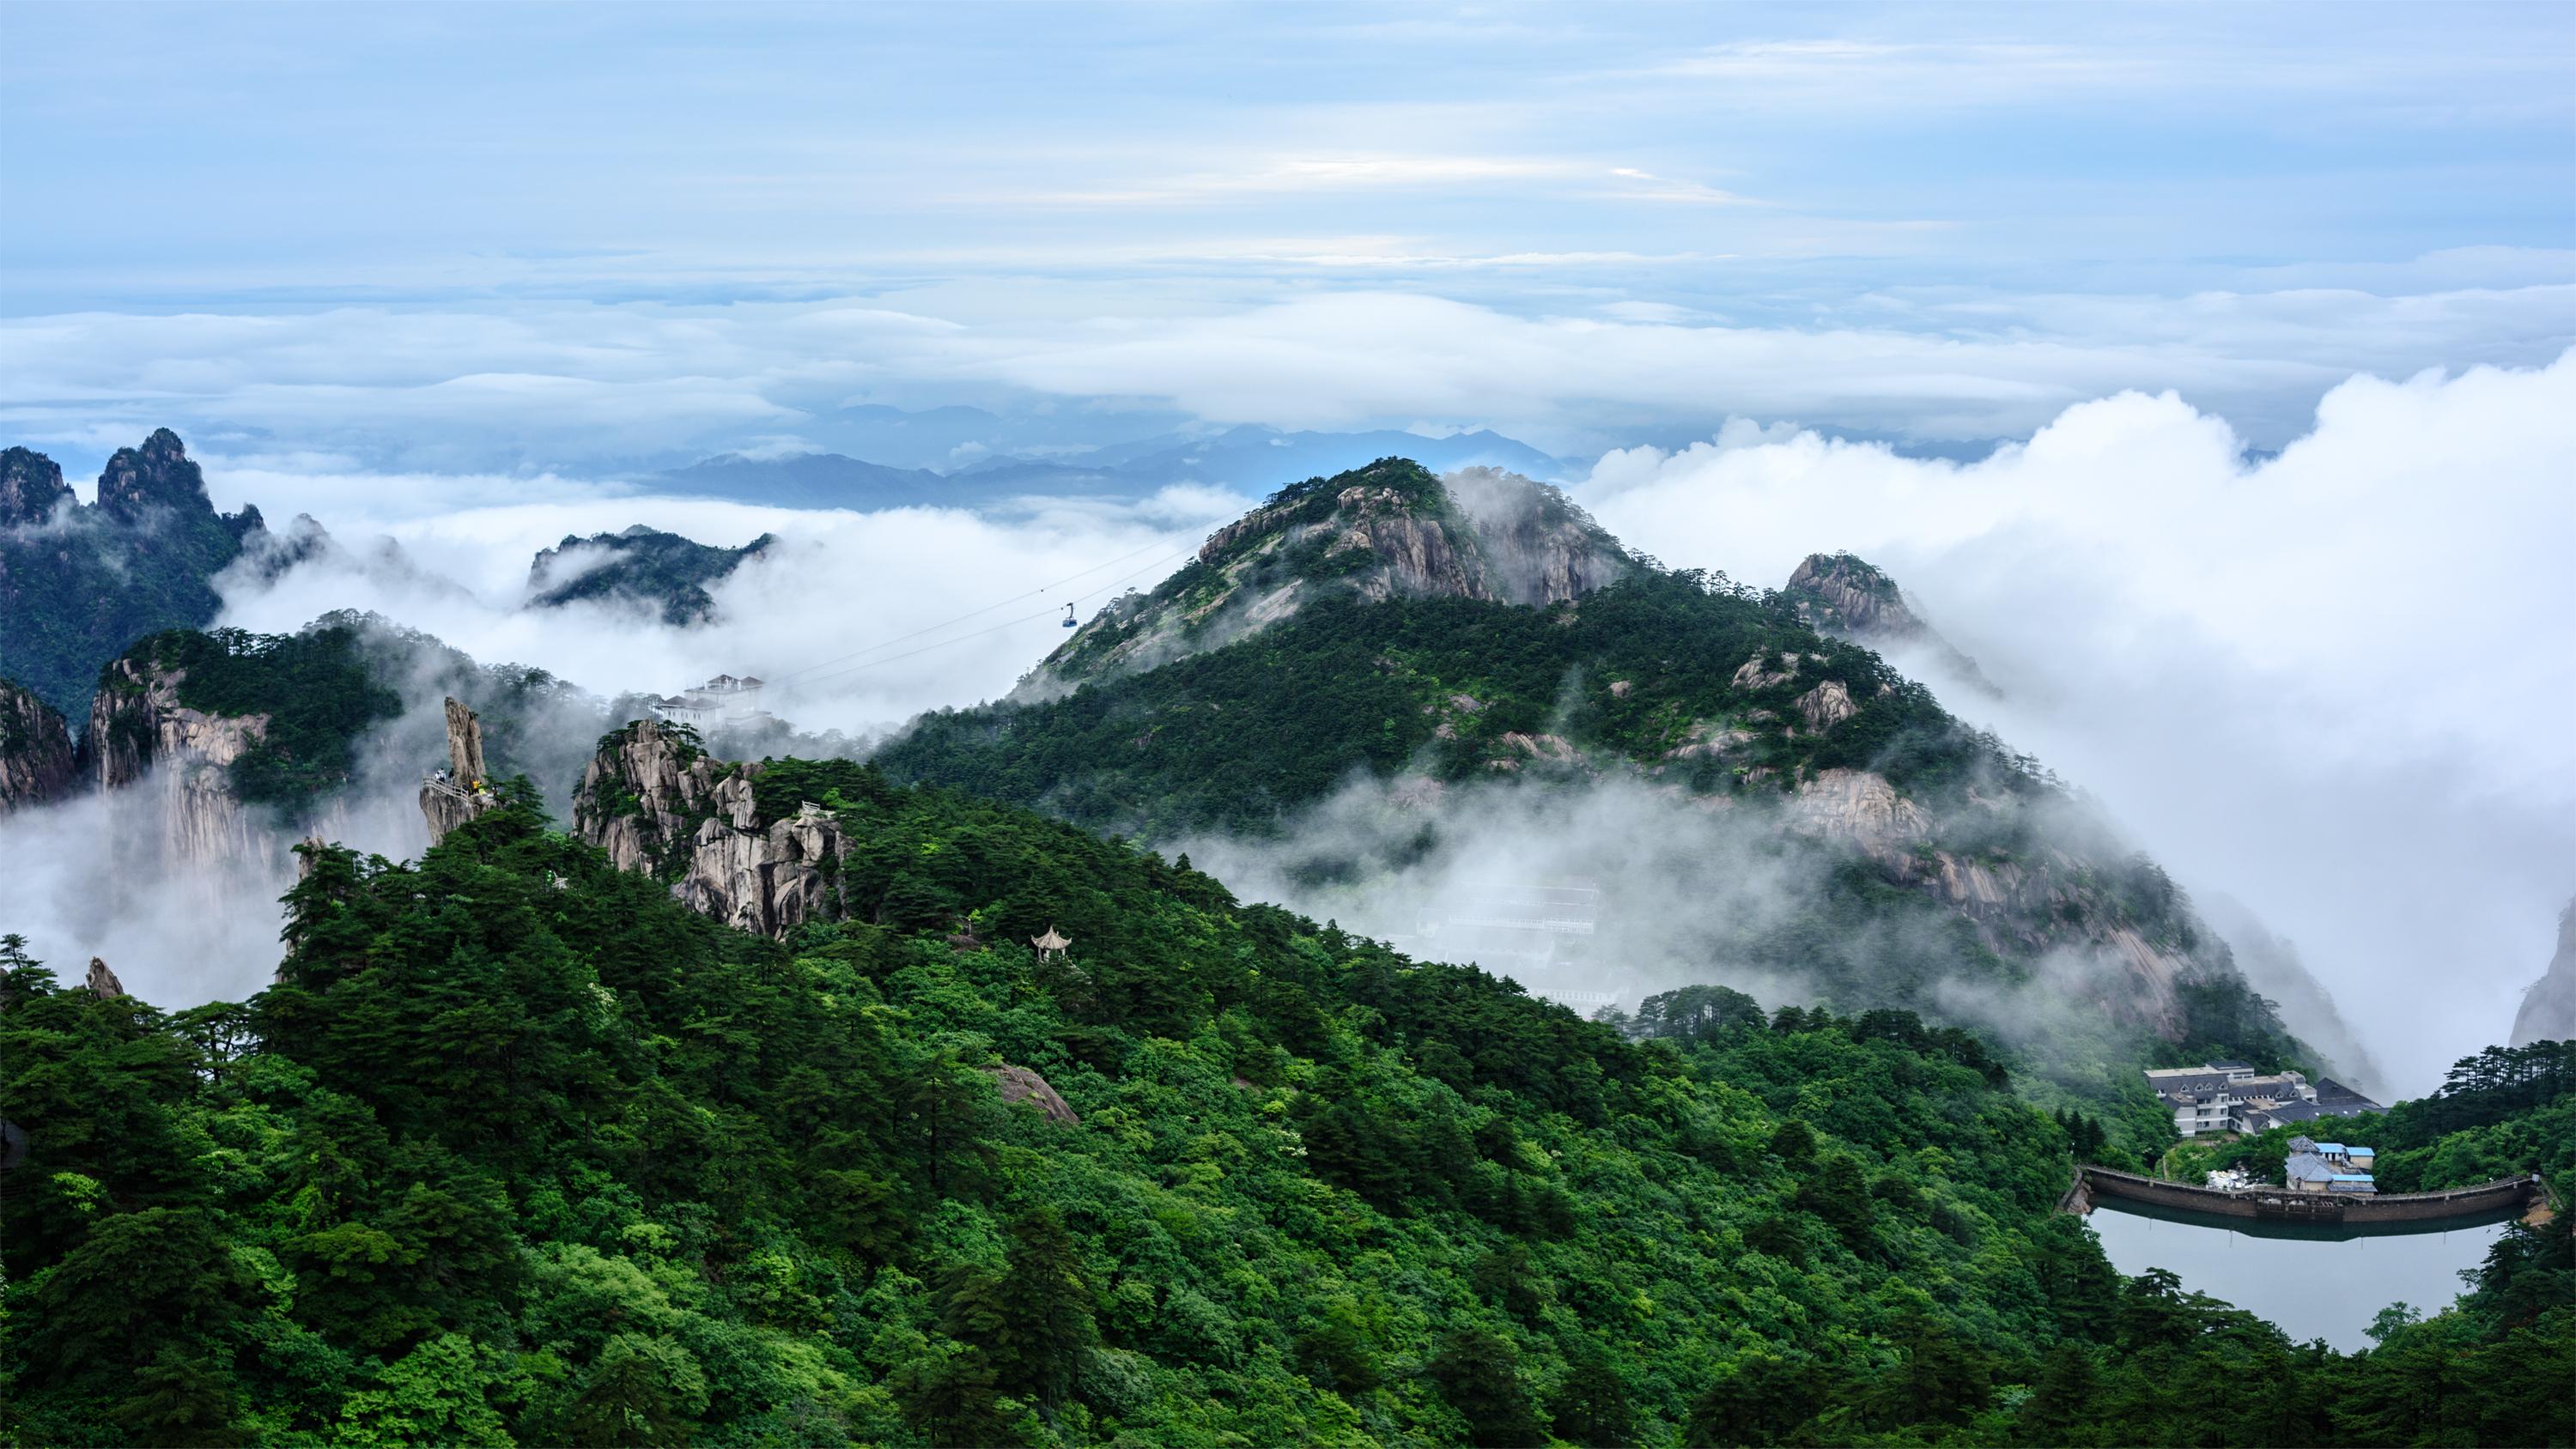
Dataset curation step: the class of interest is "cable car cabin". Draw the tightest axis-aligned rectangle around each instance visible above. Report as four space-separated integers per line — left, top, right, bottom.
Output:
1061 604 1078 627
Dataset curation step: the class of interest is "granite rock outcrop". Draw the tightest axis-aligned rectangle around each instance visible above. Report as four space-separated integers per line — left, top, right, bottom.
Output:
86 653 273 866
571 718 848 938
0 678 79 813
1023 460 1628 695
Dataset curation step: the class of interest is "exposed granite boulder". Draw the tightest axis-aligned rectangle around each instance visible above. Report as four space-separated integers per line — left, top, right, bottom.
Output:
0 678 79 813
83 957 124 997
986 1064 1079 1125
1794 679 1858 733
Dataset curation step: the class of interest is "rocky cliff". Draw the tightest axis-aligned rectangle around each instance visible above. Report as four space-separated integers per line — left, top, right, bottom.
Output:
85 652 275 866
1781 553 1996 695
1780 765 2232 1038
2511 898 2576 1047
0 678 78 813
571 719 846 937
1023 459 1629 694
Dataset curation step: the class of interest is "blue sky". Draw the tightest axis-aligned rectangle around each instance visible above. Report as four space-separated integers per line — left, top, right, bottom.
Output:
3 1 2571 470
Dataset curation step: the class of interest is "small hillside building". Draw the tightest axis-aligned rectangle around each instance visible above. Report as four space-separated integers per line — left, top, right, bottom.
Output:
650 673 777 729
2284 1137 2379 1193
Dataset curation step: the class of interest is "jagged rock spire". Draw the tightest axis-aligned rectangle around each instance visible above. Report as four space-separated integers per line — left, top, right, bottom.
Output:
444 697 488 784
421 697 497 844
84 957 123 997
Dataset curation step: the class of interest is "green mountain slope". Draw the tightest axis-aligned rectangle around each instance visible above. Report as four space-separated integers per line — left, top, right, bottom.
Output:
5 773 2567 1446
0 432 267 716
878 464 2297 1085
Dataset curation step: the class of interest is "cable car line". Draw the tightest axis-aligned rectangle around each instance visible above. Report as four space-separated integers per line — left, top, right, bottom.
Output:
778 546 1192 690
764 536 1179 683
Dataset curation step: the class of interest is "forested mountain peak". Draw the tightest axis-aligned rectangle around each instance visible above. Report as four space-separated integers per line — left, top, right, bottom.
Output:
885 517 2302 1070
526 524 777 626
1024 458 1628 694
95 429 237 528
0 446 74 527
0 431 269 715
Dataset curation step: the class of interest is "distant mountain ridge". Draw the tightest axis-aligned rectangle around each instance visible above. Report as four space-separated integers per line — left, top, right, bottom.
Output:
644 424 1570 511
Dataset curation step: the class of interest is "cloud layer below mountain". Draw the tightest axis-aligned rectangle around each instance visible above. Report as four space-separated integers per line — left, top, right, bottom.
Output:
212 485 1244 737
1578 351 2576 1094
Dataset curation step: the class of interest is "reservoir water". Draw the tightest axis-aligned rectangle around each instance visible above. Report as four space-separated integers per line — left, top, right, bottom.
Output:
2085 1201 2512 1352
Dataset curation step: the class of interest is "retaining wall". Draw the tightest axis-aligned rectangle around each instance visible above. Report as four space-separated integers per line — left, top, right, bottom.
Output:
2077 1166 2541 1227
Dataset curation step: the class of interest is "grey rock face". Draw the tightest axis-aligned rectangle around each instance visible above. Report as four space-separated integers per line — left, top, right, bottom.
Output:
1782 553 1997 696
2510 899 2576 1048
420 697 500 845
86 654 272 865
986 1064 1079 1125
571 719 849 938
0 679 78 813
0 447 73 528
83 956 124 997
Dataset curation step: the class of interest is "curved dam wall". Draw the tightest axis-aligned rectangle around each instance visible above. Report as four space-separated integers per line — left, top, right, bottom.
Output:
2071 1166 2543 1231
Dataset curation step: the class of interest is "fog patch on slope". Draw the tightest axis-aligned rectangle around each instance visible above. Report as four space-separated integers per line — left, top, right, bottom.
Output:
1162 768 2206 1088
1580 352 2576 1094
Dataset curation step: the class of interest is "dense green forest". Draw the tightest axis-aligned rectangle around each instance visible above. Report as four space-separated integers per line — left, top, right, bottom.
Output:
527 526 778 626
0 433 265 717
3 766 2566 1446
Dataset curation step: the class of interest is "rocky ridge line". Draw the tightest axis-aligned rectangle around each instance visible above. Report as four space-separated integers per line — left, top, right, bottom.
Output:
1023 461 1628 695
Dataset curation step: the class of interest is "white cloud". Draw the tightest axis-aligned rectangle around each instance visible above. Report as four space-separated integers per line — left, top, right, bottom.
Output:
7 275 2567 475
1578 351 2576 1094
210 482 1246 737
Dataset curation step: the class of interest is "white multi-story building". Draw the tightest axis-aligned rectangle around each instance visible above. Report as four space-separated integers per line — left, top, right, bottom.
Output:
650 673 775 729
2144 1060 2381 1137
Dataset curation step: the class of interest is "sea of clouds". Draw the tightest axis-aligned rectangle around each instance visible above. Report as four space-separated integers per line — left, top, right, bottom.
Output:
3 353 2566 1097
